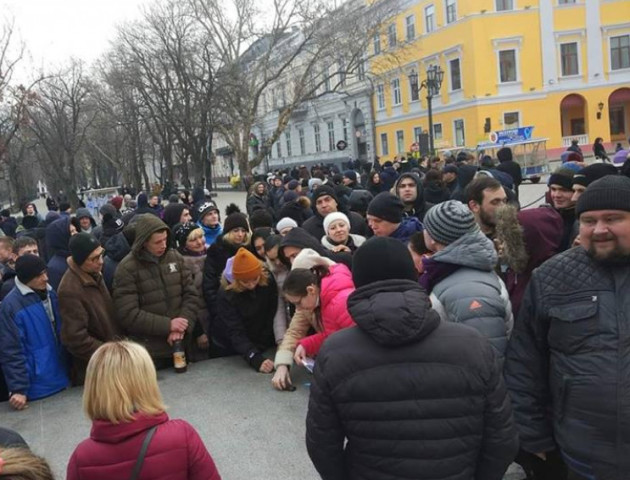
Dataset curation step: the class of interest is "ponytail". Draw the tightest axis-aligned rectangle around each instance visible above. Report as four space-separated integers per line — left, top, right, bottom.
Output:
282 265 329 297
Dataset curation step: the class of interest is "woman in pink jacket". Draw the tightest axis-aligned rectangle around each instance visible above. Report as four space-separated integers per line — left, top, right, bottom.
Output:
66 340 221 480
282 252 356 366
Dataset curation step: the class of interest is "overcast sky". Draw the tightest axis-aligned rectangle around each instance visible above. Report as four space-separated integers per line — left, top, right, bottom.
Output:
1 0 147 76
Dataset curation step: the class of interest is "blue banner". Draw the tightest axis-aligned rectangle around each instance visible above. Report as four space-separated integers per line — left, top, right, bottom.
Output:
489 126 534 144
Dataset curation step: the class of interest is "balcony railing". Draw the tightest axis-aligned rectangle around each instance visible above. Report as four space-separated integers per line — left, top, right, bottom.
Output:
562 134 589 147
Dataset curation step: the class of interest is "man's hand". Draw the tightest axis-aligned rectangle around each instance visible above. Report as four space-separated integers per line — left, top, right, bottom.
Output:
331 245 351 253
170 317 189 333
294 345 307 366
9 393 27 410
272 365 292 390
196 334 209 350
167 331 184 346
259 359 274 374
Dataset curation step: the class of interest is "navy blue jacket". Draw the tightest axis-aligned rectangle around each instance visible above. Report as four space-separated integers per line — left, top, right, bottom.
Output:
0 281 69 400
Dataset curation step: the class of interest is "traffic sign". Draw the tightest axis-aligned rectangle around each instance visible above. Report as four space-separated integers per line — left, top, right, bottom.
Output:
336 140 348 151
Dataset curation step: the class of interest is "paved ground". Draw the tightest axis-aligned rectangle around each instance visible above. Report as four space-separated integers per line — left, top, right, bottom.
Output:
5 185 540 479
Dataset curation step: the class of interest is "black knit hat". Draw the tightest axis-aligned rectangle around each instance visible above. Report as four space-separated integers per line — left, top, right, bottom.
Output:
573 163 618 188
223 212 250 233
367 192 404 224
352 237 417 288
21 215 39 230
549 168 575 190
424 200 478 246
576 175 630 216
16 254 47 285
69 232 101 266
102 216 124 237
198 201 219 221
173 221 201 251
312 185 338 205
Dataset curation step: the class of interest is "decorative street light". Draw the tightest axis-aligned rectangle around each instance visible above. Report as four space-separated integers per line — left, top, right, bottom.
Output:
408 64 444 155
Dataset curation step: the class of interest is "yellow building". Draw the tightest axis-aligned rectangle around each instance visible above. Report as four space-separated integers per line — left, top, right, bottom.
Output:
370 0 630 161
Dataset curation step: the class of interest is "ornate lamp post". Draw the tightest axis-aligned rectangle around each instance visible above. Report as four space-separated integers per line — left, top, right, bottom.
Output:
408 64 444 155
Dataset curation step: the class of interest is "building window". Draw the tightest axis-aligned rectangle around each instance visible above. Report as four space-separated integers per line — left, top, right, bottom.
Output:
454 119 465 147
558 0 576 4
433 123 443 140
380 133 389 155
327 121 335 151
425 5 435 33
499 49 517 82
358 58 366 80
409 74 419 101
280 85 286 107
396 130 405 153
285 131 292 157
272 89 278 109
405 15 416 41
611 35 630 70
373 34 381 55
504 112 520 129
610 106 625 135
314 124 321 153
276 141 282 158
413 127 423 142
343 119 348 143
299 128 306 155
496 0 514 11
561 42 579 76
323 66 331 92
445 0 457 24
449 58 461 91
392 78 401 106
376 84 385 109
388 24 397 48
338 59 346 87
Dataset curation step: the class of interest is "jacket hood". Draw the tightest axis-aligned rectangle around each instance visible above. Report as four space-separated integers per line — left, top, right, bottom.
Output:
457 164 479 189
131 214 170 256
137 193 149 208
518 207 563 270
393 173 425 210
163 203 188 229
281 227 326 252
90 412 169 444
104 231 132 262
495 205 528 273
348 280 440 346
45 216 72 256
191 186 205 203
432 230 497 271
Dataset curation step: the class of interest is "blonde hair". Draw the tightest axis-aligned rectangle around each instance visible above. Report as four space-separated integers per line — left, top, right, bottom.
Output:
220 267 270 292
0 447 55 480
223 229 252 246
83 340 166 423
186 227 204 242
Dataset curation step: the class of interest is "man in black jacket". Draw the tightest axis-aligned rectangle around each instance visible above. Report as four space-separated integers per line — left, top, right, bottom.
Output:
306 236 519 480
302 185 370 241
496 147 522 199
505 175 630 480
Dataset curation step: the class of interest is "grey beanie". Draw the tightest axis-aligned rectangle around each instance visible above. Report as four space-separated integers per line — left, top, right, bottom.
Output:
576 175 630 216
424 200 479 246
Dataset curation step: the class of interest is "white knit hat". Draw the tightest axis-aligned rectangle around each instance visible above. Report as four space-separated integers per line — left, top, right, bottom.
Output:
323 212 350 235
276 217 298 233
292 248 336 270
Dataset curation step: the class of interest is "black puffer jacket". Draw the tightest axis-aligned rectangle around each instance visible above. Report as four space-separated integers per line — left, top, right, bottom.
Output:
279 228 352 269
505 246 630 480
306 279 518 480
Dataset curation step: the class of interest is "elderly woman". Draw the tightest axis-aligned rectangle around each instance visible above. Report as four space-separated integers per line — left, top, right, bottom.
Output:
66 341 221 480
320 212 366 253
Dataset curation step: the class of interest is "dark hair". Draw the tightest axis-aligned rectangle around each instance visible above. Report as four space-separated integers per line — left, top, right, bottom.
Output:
249 209 274 230
368 171 380 185
408 232 429 256
594 137 603 144
251 227 273 255
465 176 503 205
12 236 37 254
264 234 282 252
422 169 443 187
282 266 329 297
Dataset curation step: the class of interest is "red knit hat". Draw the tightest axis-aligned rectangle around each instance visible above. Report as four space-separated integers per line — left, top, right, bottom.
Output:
110 196 123 210
232 248 262 281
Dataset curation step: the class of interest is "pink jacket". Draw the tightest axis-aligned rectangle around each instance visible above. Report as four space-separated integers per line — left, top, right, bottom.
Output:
67 412 221 480
298 264 356 356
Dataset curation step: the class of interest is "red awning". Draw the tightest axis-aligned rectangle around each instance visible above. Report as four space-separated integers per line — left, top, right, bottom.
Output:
609 88 630 104
560 94 586 108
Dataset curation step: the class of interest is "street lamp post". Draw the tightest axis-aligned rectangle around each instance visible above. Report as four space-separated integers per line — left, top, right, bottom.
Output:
408 65 444 156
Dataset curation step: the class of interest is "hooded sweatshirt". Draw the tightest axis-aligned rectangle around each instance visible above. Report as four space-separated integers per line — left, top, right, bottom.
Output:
393 173 426 221
279 227 353 269
45 216 74 290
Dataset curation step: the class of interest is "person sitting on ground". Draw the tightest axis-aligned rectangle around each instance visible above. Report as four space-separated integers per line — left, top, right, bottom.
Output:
214 248 277 372
366 192 423 244
420 200 513 360
66 341 221 480
196 202 222 248
275 217 298 236
305 236 518 480
320 212 366 254
0 255 69 410
59 233 122 385
282 249 355 367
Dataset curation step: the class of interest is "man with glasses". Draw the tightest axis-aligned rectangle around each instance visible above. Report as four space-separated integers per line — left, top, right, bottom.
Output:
58 232 122 385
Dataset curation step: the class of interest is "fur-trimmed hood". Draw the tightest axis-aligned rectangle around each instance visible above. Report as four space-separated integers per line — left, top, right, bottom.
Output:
495 204 528 274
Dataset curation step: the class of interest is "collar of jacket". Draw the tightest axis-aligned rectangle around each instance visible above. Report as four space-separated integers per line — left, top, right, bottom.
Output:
15 277 52 296
66 257 101 287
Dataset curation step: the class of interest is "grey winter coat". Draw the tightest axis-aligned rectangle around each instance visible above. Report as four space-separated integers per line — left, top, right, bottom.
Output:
429 231 513 358
505 247 630 480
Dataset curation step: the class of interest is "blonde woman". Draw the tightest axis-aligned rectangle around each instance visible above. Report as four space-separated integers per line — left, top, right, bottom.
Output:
66 341 221 480
214 248 278 372
0 447 55 480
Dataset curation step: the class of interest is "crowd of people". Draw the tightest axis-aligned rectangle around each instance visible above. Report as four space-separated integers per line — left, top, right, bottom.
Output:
0 145 629 480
